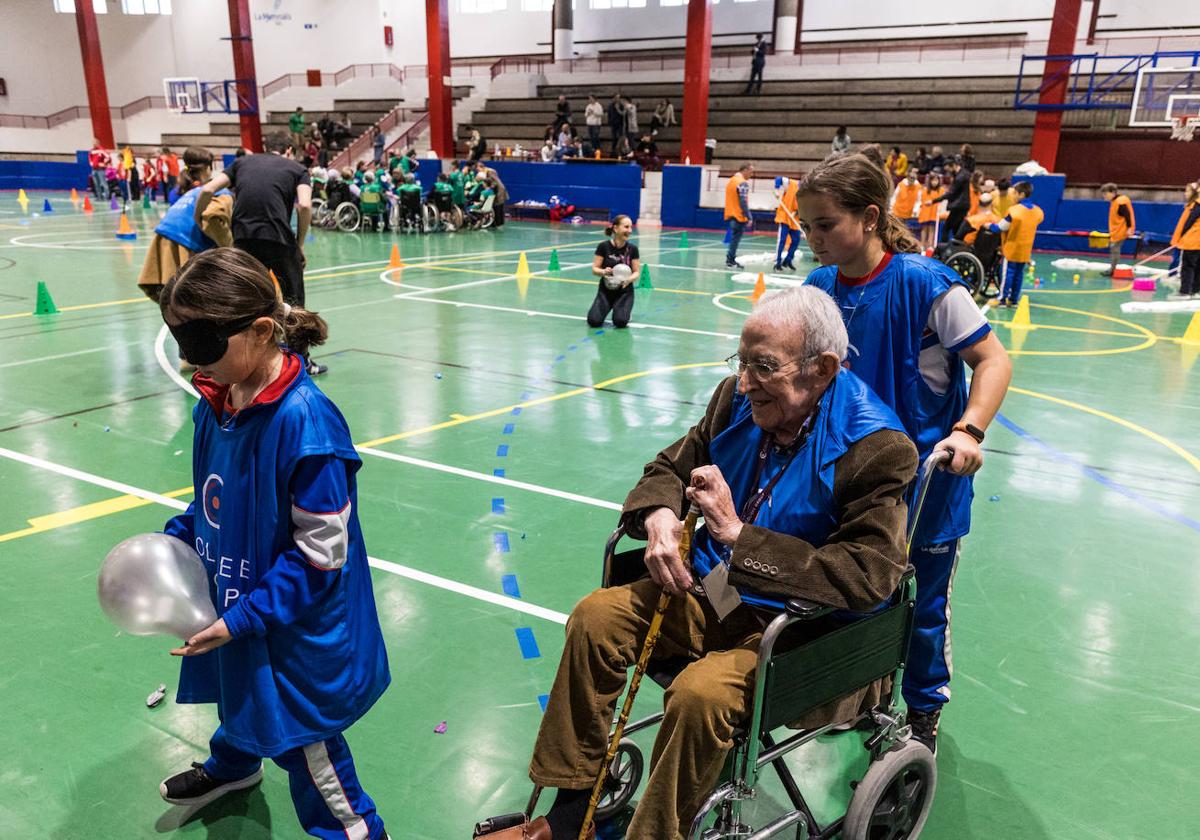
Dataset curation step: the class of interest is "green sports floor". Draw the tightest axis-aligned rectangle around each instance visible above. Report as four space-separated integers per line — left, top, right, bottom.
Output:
1 192 1197 839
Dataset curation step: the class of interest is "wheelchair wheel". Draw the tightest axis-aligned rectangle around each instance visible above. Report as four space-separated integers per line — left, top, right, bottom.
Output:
479 210 496 230
843 740 936 840
311 198 327 226
451 205 465 229
944 250 985 298
593 739 643 821
335 201 360 232
388 202 401 232
422 202 439 232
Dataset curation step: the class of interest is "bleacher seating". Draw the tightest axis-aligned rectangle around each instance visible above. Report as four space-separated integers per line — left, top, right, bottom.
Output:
460 77 1036 177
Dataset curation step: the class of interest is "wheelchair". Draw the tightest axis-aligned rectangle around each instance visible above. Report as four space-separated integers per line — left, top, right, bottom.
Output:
520 451 947 840
466 193 497 230
424 191 465 232
393 190 424 234
937 227 1003 300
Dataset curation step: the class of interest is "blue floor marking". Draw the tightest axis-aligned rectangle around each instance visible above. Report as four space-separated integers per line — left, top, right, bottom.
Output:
503 423 515 434
502 574 521 599
537 694 549 712
492 497 506 514
496 444 509 457
494 532 511 552
493 468 506 477
515 628 541 659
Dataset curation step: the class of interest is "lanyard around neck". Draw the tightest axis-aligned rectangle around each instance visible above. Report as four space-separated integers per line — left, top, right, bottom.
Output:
739 413 814 524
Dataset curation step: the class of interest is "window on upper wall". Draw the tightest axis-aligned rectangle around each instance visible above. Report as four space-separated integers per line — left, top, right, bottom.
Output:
121 0 172 12
659 0 685 5
521 0 555 9
460 0 508 12
591 0 647 9
53 0 108 12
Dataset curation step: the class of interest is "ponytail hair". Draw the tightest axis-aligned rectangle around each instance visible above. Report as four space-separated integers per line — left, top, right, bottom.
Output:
176 145 214 193
797 153 919 254
605 213 632 238
161 247 329 357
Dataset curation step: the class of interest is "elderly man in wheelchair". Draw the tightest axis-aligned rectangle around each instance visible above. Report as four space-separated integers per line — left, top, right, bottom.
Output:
478 287 944 840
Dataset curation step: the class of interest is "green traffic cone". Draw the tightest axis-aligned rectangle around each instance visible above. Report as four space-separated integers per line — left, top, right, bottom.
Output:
548 249 560 271
35 281 58 315
679 230 689 248
142 192 151 209
637 263 652 289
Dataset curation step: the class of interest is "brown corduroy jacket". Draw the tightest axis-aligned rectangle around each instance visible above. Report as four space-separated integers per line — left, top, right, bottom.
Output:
619 375 919 727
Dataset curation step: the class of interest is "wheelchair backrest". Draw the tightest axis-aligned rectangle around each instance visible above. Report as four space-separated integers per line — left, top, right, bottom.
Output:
973 228 1002 265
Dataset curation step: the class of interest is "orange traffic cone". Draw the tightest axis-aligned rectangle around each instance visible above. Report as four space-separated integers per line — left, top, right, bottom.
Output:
114 213 136 240
751 272 767 304
389 243 404 271
82 195 93 213
70 188 80 204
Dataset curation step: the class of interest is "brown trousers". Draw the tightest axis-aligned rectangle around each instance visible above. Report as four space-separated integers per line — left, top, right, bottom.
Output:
529 579 766 840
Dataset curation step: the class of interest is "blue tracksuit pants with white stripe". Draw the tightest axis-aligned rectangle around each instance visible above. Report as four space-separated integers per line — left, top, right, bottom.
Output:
902 539 961 713
205 725 386 839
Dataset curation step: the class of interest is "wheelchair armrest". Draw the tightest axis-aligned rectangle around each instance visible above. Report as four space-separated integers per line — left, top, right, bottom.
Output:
784 598 834 619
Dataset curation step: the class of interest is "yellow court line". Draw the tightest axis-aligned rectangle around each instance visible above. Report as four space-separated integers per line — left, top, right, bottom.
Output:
992 302 1158 357
1009 385 1200 475
0 296 149 321
356 361 725 449
0 486 192 544
1027 282 1133 295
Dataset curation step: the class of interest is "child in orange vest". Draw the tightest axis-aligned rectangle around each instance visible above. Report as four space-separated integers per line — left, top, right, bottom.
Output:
988 181 1044 307
917 173 944 252
773 175 801 271
1099 183 1136 276
1170 180 1200 299
891 170 922 230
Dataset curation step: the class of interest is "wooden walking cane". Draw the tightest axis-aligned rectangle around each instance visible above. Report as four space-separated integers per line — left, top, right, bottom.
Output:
577 509 699 840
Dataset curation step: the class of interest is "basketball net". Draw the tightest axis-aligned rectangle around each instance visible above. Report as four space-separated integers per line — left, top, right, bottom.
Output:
1170 115 1199 142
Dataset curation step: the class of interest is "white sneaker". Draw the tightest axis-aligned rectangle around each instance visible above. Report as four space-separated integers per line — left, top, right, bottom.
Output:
1168 292 1193 301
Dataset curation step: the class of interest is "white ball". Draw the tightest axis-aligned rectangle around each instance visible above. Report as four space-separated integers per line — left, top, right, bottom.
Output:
606 263 632 289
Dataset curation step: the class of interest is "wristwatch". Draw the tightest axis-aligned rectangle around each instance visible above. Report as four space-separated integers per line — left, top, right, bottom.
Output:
952 422 985 444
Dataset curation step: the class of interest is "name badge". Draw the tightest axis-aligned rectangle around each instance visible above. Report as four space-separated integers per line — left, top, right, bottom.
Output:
701 562 742 621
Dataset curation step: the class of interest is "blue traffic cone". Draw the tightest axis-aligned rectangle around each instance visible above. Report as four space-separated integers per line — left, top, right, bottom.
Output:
43 198 54 213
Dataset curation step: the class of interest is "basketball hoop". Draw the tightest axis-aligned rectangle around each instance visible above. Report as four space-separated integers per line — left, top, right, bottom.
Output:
1170 114 1200 141
163 77 201 115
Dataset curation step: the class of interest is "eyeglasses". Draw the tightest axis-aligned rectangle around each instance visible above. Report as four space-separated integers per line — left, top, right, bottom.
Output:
725 352 816 381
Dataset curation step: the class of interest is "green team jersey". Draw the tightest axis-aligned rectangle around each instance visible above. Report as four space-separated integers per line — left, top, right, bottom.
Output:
400 156 415 174
398 183 422 196
388 155 402 173
433 182 453 196
288 112 305 133
361 182 383 208
448 171 466 205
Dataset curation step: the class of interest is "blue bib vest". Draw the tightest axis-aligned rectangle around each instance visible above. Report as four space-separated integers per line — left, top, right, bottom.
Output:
691 369 905 609
155 186 232 253
807 253 973 546
174 360 390 757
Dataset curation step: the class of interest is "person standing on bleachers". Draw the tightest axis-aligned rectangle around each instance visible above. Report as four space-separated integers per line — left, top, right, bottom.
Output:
554 95 571 134
744 33 768 95
584 95 603 154
725 162 755 269
608 94 626 156
288 107 306 158
831 127 852 155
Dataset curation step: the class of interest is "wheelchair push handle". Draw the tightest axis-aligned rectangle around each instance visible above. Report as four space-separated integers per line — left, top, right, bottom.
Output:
906 449 953 550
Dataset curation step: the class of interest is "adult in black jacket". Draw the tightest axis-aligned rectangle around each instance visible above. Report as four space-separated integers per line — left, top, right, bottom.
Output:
941 158 971 243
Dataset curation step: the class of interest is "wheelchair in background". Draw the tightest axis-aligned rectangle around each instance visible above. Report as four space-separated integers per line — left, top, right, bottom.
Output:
937 227 1003 300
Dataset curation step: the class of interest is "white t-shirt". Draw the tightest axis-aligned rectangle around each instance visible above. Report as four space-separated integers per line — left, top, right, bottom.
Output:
585 103 603 126
919 284 989 394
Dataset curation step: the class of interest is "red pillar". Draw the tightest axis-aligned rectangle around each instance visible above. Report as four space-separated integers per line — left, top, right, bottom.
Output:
425 0 455 159
74 0 114 148
681 0 712 165
227 0 263 153
1029 0 1083 171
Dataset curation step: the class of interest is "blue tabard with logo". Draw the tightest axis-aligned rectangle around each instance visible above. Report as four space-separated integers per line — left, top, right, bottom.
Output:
690 369 905 610
154 185 232 253
806 253 977 546
163 362 390 757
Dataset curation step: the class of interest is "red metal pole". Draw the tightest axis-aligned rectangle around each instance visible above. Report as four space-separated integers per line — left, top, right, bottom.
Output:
681 0 712 165
425 0 455 159
227 0 263 153
74 0 114 148
1029 0 1083 171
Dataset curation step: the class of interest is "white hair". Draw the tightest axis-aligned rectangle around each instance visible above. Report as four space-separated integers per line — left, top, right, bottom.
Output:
746 285 849 362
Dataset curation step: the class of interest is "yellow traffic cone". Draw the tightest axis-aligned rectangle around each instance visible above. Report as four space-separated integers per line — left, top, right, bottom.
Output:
1183 309 1200 346
1011 296 1032 330
751 273 766 305
515 251 531 279
17 188 28 203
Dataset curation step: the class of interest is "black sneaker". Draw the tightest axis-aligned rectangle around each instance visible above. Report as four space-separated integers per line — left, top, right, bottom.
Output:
726 259 743 269
907 708 940 755
782 260 796 271
306 360 328 376
159 762 263 807
773 263 783 272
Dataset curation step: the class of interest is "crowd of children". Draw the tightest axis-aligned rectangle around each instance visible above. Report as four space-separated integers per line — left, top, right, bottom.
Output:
88 140 185 205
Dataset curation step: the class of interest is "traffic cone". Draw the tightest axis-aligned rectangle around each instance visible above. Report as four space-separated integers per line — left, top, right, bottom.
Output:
1183 309 1200 346
751 272 766 304
82 195 93 213
637 263 652 289
515 251 531 279
389 243 404 271
114 213 137 240
70 188 79 204
1011 296 1032 329
18 188 28 203
142 193 151 210
548 249 561 271
110 195 119 211
679 231 689 248
34 281 58 315
43 199 53 213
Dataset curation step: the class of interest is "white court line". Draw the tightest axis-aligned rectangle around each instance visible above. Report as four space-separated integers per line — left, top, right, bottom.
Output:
712 289 754 317
398 296 740 340
0 444 570 625
0 342 141 370
154 325 200 399
357 448 622 511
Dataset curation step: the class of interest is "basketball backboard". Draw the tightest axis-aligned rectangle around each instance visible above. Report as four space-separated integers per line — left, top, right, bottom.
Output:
1129 65 1200 127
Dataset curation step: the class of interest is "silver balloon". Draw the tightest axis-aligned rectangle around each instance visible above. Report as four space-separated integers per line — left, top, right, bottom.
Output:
98 533 217 639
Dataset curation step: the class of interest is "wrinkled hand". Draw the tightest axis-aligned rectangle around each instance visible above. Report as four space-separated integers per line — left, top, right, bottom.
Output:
171 618 232 657
685 466 743 547
934 431 982 476
643 507 691 595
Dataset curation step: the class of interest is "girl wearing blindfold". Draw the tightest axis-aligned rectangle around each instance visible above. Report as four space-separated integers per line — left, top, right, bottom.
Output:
156 248 392 840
